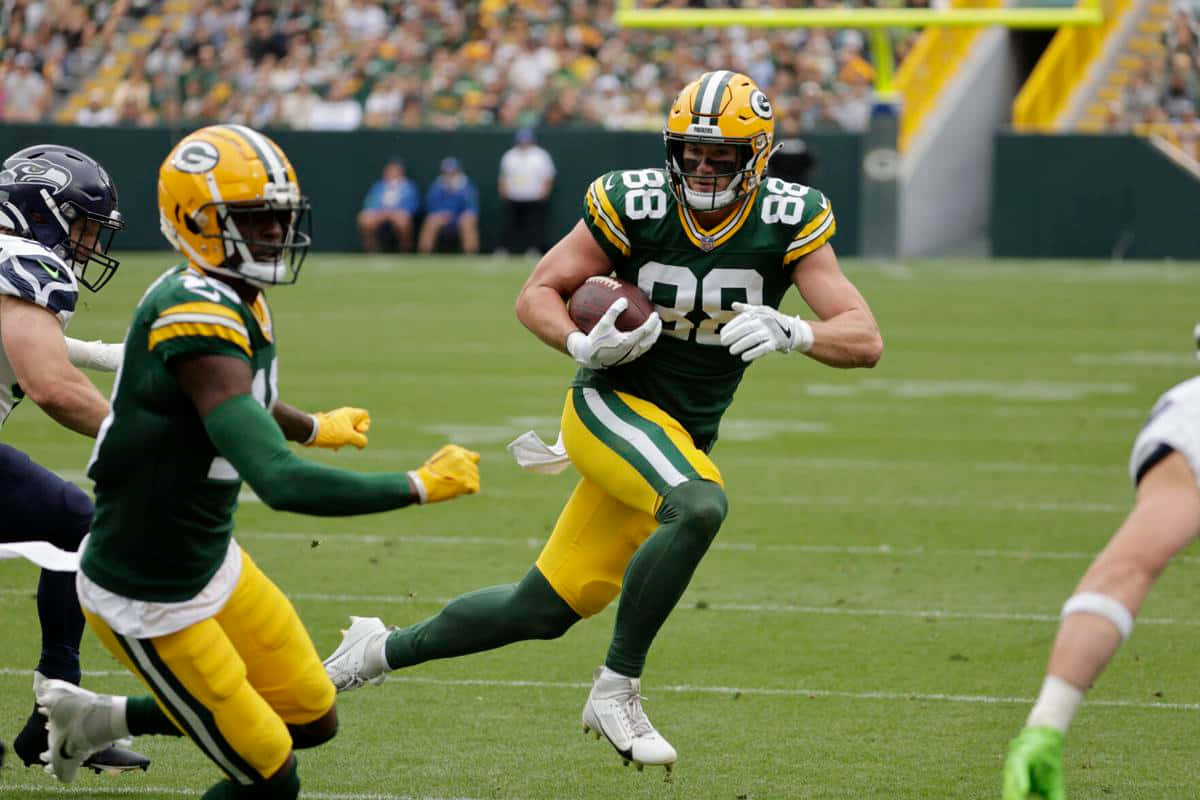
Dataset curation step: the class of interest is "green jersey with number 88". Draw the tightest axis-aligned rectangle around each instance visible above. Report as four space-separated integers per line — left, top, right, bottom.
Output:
579 166 835 450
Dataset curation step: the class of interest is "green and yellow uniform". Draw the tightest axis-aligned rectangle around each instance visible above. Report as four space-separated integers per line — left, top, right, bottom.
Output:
537 170 834 621
79 263 419 790
78 265 331 786
84 265 279 600
581 167 834 450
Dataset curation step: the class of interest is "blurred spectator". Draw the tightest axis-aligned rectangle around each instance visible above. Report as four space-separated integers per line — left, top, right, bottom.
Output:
76 88 117 126
4 51 49 122
343 0 388 40
112 54 151 118
358 159 421 252
308 78 362 130
497 128 556 255
364 73 406 128
3 0 915 133
246 12 288 63
418 157 480 255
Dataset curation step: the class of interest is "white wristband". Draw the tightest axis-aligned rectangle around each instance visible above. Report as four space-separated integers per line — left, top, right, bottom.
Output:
566 330 589 365
789 318 814 354
301 414 319 446
65 337 123 371
407 470 428 504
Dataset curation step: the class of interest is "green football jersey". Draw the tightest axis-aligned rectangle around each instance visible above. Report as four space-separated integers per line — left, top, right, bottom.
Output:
579 167 836 449
82 265 280 602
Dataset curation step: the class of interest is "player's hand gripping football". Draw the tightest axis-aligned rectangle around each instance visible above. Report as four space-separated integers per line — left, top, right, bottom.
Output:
567 297 662 370
1002 726 1066 800
306 407 371 450
408 444 481 504
719 302 814 362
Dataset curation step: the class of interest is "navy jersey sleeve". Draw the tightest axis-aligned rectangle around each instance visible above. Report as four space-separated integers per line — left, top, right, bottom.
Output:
0 252 78 316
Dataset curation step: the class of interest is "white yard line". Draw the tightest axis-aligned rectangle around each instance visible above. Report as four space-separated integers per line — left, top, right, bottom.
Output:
0 785 480 800
199 531 1200 565
0 668 1194 713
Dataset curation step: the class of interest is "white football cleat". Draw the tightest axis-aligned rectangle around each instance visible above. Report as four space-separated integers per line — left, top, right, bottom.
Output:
35 679 121 783
323 616 391 692
581 667 677 771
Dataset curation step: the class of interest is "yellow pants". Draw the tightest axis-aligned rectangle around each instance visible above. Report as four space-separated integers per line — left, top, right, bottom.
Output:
535 387 723 617
84 549 334 786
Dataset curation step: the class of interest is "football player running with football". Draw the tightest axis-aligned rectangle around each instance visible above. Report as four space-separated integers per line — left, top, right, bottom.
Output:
1002 344 1200 800
0 144 151 774
324 71 882 771
33 125 480 800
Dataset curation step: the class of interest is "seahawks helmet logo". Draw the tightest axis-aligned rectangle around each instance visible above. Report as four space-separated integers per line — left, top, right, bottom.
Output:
0 159 72 193
750 91 772 120
172 140 220 174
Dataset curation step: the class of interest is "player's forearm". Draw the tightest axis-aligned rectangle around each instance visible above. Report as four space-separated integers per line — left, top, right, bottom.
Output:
806 308 882 368
27 366 109 437
204 394 417 515
271 401 317 443
516 284 576 354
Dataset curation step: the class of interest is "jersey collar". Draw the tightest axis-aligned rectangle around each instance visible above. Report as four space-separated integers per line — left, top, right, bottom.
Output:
676 188 758 252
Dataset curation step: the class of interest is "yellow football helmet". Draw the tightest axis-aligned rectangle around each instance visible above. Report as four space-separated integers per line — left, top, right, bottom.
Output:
158 124 310 287
664 71 778 211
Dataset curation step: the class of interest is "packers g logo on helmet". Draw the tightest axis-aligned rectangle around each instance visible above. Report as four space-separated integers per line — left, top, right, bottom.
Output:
664 71 779 211
158 125 311 288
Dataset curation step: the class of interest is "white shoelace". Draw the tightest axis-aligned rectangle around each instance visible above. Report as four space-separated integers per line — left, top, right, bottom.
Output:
622 692 655 737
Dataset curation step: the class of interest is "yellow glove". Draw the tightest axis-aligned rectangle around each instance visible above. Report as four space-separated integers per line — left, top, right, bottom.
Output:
408 444 481 504
305 407 371 450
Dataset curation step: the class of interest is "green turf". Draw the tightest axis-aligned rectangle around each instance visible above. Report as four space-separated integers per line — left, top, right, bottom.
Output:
1 253 1199 799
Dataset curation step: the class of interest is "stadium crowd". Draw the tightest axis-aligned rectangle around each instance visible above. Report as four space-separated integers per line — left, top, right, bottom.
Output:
0 0 917 134
1104 0 1200 157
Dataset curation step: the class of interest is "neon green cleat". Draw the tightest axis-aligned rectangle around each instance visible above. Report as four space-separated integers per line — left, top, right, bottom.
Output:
1003 726 1066 800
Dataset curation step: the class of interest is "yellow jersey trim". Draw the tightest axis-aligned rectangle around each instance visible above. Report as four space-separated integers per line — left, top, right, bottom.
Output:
250 294 273 343
148 322 252 357
586 179 631 257
783 209 837 265
158 302 242 324
676 188 757 251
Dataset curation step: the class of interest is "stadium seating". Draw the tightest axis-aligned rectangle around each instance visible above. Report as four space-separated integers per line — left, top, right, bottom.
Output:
1076 0 1200 158
1 0 915 132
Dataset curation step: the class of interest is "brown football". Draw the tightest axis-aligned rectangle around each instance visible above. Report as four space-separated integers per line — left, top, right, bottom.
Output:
568 275 655 333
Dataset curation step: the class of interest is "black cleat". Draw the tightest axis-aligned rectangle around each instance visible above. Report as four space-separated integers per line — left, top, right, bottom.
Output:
13 705 150 774
83 745 151 774
13 705 48 767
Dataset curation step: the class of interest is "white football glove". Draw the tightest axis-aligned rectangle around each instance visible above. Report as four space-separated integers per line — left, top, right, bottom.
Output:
566 297 662 370
719 301 814 362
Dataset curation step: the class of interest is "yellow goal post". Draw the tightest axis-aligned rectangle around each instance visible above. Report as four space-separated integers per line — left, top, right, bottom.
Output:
614 0 1104 97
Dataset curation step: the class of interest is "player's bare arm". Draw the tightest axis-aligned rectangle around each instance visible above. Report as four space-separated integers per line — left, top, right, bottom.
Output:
791 243 882 368
272 401 371 450
516 220 614 353
272 401 319 442
173 352 254 417
0 295 109 436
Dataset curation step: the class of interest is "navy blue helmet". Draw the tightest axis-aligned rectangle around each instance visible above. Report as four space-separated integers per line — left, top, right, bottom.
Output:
0 145 123 291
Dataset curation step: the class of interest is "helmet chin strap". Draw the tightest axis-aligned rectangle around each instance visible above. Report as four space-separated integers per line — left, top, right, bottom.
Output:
682 184 738 211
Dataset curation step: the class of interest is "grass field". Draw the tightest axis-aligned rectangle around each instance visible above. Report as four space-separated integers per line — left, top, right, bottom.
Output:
1 253 1199 799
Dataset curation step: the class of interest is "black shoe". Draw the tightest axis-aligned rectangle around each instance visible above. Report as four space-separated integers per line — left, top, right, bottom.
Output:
82 744 151 774
13 705 47 767
13 705 150 773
